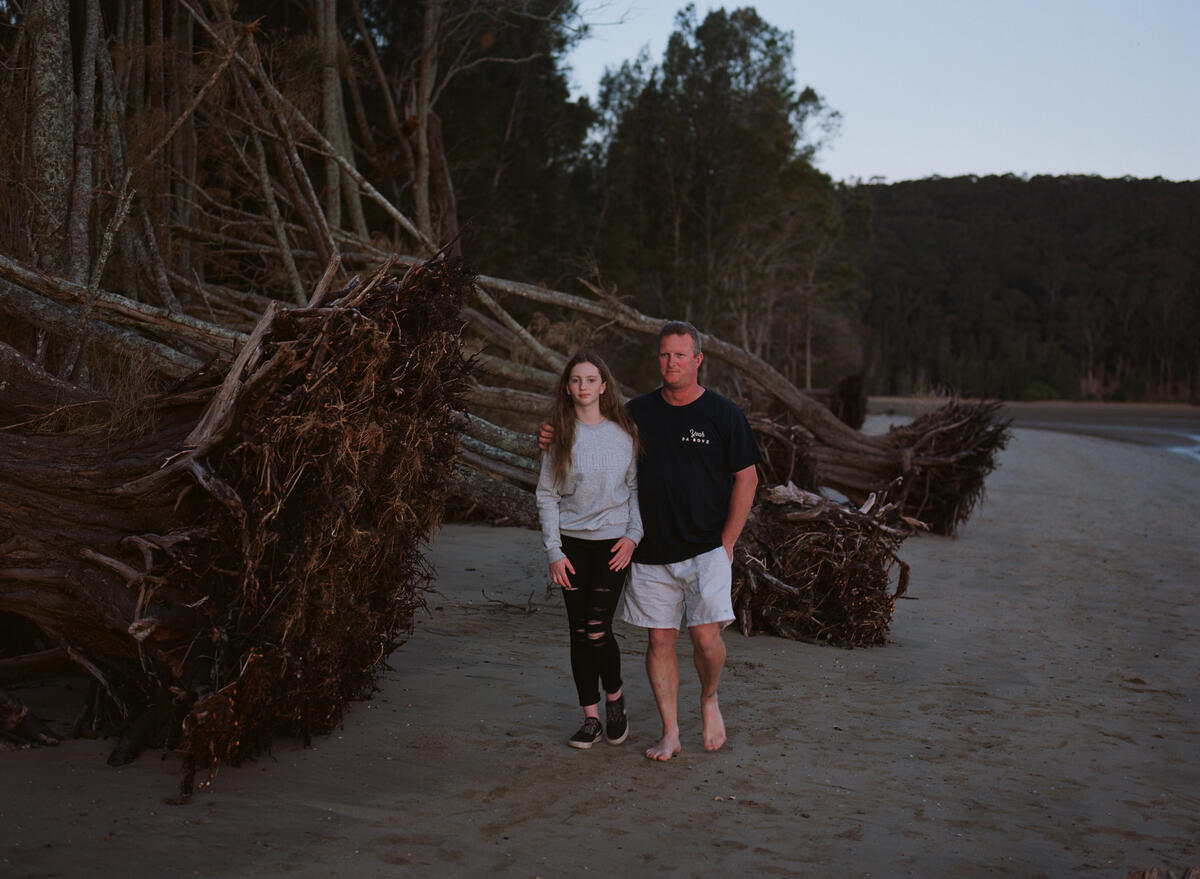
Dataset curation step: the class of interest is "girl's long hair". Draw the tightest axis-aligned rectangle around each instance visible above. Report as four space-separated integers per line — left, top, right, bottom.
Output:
547 349 640 487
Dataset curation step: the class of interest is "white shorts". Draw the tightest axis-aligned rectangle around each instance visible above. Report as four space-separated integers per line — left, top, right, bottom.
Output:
619 546 733 630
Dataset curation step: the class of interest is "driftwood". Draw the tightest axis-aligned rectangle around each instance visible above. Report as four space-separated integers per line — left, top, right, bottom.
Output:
734 482 916 646
0 684 61 749
0 258 470 793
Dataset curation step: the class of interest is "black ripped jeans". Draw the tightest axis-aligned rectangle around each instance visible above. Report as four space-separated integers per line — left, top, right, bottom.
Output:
559 535 626 706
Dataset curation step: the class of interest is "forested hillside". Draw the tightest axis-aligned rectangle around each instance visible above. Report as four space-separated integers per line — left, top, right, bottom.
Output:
863 175 1200 401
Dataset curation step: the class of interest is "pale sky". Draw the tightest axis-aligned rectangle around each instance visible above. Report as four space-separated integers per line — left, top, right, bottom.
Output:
566 0 1200 183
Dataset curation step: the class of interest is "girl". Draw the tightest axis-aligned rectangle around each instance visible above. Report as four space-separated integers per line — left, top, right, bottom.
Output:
536 350 642 749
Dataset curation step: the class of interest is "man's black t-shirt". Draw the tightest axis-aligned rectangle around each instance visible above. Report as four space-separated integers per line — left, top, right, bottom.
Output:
627 388 762 565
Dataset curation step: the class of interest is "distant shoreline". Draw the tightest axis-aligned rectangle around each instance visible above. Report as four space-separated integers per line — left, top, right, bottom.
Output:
868 396 1200 455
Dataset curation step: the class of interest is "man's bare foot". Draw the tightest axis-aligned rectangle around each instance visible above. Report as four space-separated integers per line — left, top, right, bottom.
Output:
701 693 726 751
645 733 682 762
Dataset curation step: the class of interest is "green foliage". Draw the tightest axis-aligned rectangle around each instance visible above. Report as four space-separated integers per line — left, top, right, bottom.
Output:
436 6 598 285
588 5 862 388
1019 380 1060 402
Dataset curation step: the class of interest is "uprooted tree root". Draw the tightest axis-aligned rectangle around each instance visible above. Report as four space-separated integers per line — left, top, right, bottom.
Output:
882 400 1012 536
0 258 472 797
168 259 472 796
733 483 915 647
442 386 1009 648
798 398 1012 537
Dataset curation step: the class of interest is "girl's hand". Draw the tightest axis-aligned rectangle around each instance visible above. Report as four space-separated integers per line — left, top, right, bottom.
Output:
608 537 637 572
550 557 576 590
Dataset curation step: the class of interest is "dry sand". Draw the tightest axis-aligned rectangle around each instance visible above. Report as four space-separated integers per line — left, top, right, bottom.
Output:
3 415 1198 877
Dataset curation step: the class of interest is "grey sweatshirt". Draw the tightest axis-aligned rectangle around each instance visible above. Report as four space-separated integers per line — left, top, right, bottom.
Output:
535 419 643 564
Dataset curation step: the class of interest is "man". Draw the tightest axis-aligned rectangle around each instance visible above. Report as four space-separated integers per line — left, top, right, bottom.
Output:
622 321 760 760
543 321 760 760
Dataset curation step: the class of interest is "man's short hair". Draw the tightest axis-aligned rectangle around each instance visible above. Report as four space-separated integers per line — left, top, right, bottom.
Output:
660 320 702 355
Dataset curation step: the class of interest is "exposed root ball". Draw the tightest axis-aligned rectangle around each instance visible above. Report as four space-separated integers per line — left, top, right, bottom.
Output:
166 259 472 794
886 400 1011 536
734 483 913 647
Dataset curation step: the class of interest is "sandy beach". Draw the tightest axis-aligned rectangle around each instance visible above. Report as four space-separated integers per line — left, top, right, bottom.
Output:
3 411 1198 877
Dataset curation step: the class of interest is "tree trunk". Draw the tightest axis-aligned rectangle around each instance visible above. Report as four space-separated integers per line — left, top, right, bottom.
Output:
411 0 443 246
318 0 342 230
428 112 461 257
67 0 100 286
28 0 75 279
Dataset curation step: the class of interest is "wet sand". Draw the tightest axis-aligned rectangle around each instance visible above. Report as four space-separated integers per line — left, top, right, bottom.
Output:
2 412 1198 877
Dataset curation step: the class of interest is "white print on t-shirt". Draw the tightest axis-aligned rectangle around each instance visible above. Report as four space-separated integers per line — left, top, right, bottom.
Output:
681 428 710 445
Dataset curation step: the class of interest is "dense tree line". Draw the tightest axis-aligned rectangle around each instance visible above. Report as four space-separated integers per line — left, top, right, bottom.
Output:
0 2 1193 402
864 175 1200 401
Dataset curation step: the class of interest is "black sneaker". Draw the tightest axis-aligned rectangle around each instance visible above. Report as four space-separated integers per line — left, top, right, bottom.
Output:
605 694 629 745
568 717 603 750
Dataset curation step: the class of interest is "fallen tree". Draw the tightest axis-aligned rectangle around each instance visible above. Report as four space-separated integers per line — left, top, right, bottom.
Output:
457 272 1011 538
0 258 471 795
